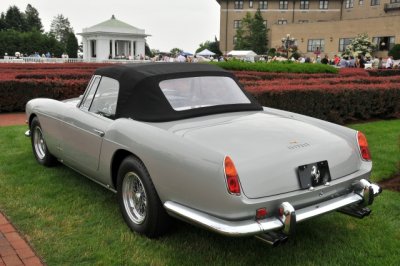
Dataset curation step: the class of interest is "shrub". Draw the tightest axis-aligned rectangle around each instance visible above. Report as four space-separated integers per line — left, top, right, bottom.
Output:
367 69 400 77
388 44 400 60
211 60 339 74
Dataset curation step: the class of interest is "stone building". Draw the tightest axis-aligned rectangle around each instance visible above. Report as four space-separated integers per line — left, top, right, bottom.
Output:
78 15 149 61
216 0 400 58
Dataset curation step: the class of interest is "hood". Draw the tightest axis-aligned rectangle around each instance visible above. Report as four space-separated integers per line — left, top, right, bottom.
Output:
171 112 360 198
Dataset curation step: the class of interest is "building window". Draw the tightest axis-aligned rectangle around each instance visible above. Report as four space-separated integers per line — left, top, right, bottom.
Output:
308 39 325 52
299 20 309 23
249 0 254 8
359 0 364 5
319 0 329 9
345 0 354 8
259 1 268 9
278 20 287 24
373 36 395 51
263 20 268 27
279 0 289 9
390 0 400 3
234 1 244 9
370 0 379 5
339 38 353 52
234 20 242 28
300 0 310 9
233 36 238 45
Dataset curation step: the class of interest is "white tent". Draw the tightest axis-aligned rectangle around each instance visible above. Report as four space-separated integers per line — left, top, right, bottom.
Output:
227 50 257 62
197 49 216 56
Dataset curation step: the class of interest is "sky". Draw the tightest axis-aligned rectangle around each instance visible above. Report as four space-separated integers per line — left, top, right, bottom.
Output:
0 0 221 53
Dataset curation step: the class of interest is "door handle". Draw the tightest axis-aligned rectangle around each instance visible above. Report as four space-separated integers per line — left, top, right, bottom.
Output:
93 129 105 137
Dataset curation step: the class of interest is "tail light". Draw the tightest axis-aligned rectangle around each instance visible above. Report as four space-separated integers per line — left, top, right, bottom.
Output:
224 156 241 195
256 208 268 220
357 131 371 161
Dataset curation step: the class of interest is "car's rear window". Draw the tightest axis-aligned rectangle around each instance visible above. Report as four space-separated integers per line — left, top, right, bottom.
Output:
159 76 250 111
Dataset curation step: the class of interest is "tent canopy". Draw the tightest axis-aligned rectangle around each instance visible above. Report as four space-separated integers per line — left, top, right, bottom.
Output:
197 49 216 56
180 51 193 56
227 50 257 56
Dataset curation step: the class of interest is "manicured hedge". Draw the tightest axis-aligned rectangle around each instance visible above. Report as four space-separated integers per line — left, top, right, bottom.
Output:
212 60 339 74
0 63 101 112
0 63 399 125
0 79 88 112
367 69 400 77
240 68 400 124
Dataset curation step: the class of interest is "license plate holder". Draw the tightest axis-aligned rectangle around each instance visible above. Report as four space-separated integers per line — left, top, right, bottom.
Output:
297 160 331 189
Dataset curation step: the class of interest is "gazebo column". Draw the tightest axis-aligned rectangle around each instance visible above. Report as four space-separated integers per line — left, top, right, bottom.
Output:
136 40 145 58
87 40 91 59
112 40 115 58
131 41 134 58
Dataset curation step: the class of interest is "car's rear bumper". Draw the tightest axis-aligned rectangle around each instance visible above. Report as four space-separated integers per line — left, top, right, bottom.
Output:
164 179 381 237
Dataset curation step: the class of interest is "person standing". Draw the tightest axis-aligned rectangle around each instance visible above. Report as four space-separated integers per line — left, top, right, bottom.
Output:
385 56 394 69
321 55 329 64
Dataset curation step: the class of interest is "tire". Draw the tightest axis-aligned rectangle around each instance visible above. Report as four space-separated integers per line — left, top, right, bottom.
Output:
117 156 170 238
30 117 57 167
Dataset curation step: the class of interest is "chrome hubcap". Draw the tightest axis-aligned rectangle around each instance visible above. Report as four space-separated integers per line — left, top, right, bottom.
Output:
33 127 46 160
122 172 147 224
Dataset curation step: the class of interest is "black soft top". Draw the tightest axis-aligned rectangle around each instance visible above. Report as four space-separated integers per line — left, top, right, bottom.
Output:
94 63 262 122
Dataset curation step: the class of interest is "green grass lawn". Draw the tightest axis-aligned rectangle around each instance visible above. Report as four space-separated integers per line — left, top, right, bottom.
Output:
0 121 399 265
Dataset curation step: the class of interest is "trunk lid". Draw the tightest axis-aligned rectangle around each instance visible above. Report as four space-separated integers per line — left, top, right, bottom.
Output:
173 112 360 198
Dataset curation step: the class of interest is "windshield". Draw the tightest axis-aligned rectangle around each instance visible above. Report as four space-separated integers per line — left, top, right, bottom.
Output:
159 76 250 111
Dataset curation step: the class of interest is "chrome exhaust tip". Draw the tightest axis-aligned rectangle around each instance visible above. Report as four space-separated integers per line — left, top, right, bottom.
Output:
255 231 289 247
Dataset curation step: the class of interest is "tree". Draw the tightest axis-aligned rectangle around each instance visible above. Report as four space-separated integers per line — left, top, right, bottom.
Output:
388 44 400 60
343 33 376 57
234 10 268 54
5 5 26 32
196 37 222 56
0 13 6 31
25 4 43 32
170 47 183 56
50 14 73 48
65 32 78 58
0 30 63 57
234 12 252 51
249 9 267 54
145 42 152 57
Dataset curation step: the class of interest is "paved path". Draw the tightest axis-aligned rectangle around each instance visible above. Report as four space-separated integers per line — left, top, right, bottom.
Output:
0 213 44 266
0 113 26 127
0 113 44 265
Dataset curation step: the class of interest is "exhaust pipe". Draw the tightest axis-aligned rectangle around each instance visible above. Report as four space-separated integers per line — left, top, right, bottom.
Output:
338 204 372 219
255 231 289 247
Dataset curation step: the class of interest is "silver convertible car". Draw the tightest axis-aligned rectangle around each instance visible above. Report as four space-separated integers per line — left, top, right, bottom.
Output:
25 63 381 246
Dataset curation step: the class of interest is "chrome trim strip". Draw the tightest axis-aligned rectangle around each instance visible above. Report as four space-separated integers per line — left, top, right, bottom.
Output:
164 201 278 236
296 193 362 222
164 192 363 237
164 179 381 237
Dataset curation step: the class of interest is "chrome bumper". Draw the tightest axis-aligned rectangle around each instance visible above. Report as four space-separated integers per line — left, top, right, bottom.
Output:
164 179 382 237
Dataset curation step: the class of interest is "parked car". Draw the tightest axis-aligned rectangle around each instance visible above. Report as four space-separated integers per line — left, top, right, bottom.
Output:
25 63 381 246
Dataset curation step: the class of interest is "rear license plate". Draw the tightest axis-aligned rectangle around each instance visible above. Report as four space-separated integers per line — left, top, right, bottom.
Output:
297 160 331 189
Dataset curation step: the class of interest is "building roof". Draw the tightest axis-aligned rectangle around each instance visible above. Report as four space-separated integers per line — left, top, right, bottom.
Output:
79 15 147 36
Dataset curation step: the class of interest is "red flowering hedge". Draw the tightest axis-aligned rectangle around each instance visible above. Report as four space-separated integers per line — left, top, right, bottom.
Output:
239 68 400 124
1 64 400 124
0 63 107 112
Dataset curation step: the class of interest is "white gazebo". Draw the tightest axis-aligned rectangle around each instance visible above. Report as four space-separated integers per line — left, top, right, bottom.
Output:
78 15 149 61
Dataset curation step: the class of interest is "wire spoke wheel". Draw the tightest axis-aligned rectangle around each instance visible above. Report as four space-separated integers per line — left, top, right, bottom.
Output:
33 126 46 160
122 172 147 224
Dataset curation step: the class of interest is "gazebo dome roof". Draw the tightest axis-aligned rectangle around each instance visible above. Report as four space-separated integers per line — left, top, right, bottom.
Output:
79 15 147 36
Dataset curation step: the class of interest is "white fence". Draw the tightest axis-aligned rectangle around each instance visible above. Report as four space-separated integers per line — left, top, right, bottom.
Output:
0 56 150 64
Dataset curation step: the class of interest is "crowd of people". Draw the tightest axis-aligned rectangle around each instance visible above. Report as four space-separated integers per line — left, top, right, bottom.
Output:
286 54 397 69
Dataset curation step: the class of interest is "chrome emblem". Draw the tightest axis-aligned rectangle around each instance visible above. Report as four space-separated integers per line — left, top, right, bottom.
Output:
311 165 321 184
